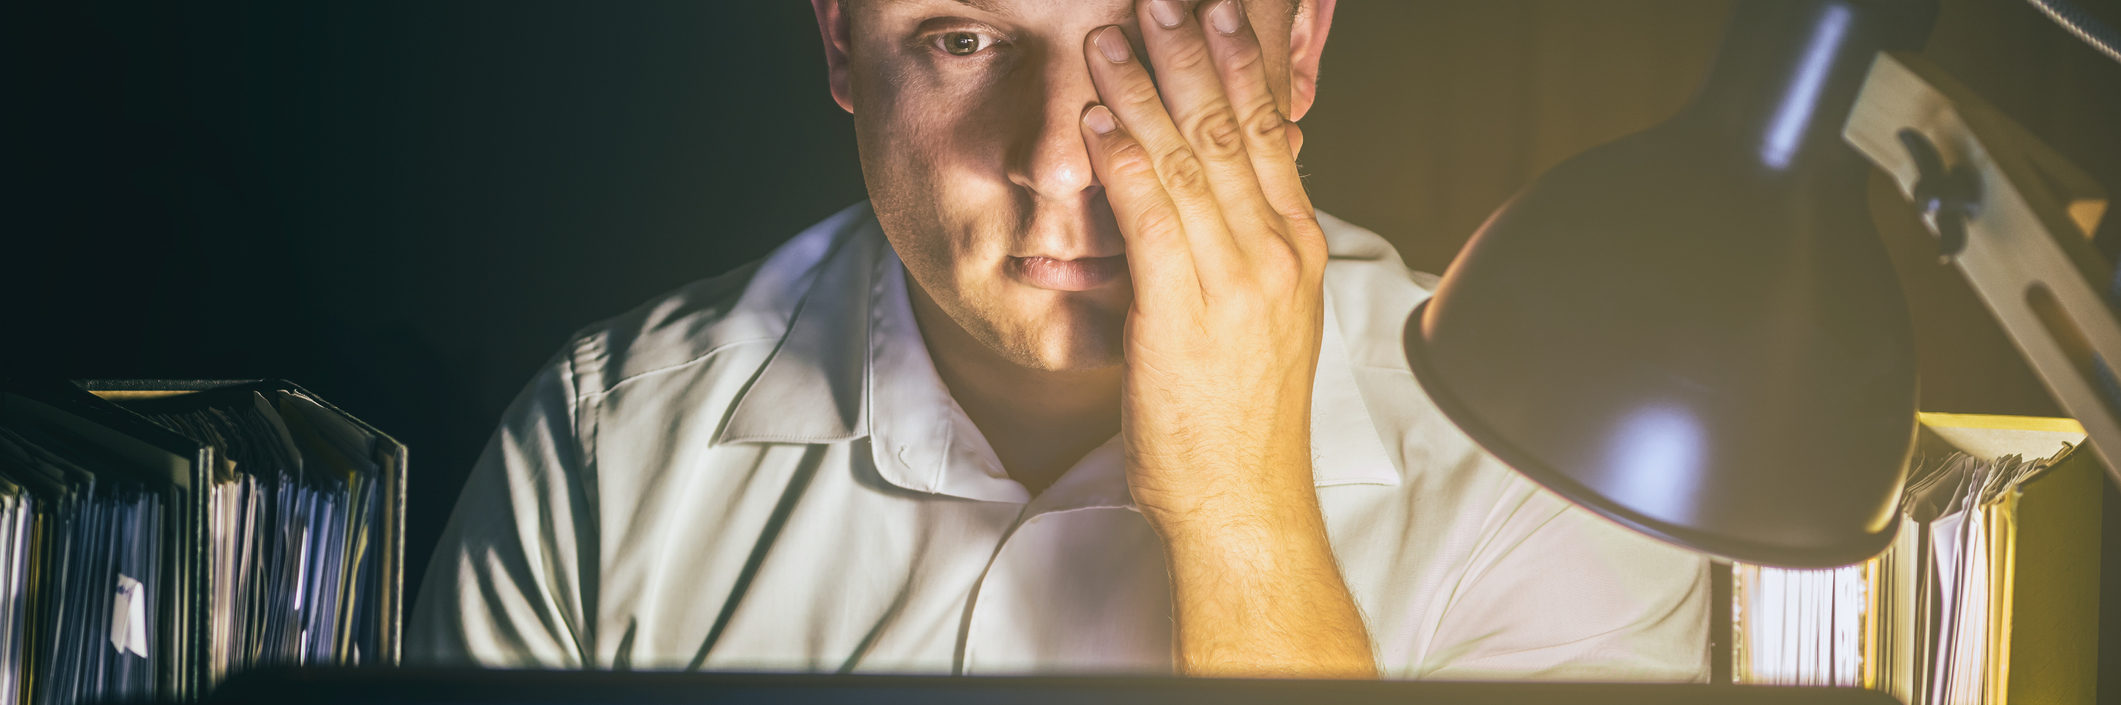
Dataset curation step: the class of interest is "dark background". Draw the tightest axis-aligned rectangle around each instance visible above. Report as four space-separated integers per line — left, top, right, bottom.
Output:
7 0 2121 687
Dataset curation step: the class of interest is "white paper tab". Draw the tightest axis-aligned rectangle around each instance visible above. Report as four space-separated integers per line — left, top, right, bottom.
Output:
111 573 149 658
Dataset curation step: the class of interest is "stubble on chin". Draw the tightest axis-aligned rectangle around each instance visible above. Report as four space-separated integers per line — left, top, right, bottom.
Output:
1003 291 1129 372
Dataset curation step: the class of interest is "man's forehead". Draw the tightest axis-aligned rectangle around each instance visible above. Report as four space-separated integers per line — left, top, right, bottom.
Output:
868 0 1291 24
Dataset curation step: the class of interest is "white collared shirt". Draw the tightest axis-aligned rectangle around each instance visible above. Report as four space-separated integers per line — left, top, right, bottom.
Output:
408 202 1711 680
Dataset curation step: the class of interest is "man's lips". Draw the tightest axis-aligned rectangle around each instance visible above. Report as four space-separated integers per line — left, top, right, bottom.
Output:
1009 255 1128 292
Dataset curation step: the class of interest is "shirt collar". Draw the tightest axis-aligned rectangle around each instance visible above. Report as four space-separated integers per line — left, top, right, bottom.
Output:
718 204 1401 501
714 206 882 445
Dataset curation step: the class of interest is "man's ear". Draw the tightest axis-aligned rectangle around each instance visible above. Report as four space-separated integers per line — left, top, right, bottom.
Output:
811 0 856 114
1286 0 1335 122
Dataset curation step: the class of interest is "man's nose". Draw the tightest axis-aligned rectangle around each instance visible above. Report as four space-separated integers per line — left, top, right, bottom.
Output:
1005 55 1099 201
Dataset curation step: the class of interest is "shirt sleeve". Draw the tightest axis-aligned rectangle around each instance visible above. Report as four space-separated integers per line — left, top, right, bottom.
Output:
1412 488 1712 682
406 348 600 668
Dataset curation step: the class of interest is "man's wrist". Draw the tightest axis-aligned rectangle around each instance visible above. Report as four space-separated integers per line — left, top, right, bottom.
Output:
1150 479 1376 679
1148 495 1336 568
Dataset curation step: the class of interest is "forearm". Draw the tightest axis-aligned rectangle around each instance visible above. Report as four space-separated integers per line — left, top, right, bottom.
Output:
1155 493 1377 678
1074 0 1369 678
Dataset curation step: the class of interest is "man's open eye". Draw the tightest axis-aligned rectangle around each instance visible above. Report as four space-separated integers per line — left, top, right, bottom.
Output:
932 30 1000 57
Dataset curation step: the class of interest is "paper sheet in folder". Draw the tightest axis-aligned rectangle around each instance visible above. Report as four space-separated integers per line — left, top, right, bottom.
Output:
0 379 405 704
1731 412 2099 705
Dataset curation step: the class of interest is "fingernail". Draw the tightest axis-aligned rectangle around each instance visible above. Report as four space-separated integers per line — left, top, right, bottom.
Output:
1148 0 1185 29
1208 0 1243 35
1094 26 1131 63
1084 105 1118 135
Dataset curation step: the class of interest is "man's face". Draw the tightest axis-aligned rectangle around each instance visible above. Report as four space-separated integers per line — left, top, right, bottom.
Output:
836 0 1302 372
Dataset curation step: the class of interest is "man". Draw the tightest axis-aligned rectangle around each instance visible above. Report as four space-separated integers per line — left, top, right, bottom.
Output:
409 0 1709 679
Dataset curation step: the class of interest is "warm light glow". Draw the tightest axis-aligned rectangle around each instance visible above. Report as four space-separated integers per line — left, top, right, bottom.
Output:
1736 562 1868 686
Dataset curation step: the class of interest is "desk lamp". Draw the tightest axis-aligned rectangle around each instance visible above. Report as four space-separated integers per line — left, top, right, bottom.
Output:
1402 0 2117 567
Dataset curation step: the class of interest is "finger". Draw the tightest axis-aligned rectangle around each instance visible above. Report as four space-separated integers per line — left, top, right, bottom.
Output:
1134 0 1286 252
1198 0 1321 254
1085 24 1243 281
1082 104 1201 310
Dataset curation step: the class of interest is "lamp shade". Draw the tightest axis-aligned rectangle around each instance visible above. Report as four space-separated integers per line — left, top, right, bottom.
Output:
1403 0 1935 567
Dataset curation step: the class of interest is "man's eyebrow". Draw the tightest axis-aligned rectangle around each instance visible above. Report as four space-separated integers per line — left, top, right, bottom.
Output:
885 0 1136 24
878 0 1007 14
949 0 1006 13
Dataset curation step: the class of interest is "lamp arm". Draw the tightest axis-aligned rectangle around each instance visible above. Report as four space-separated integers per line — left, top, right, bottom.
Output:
1844 51 2119 481
2019 0 2121 65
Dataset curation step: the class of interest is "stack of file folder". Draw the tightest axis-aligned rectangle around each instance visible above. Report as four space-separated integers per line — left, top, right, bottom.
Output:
0 379 403 704
1730 413 2099 704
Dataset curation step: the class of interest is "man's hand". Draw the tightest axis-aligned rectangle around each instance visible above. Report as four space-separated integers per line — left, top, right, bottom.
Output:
1079 0 1374 678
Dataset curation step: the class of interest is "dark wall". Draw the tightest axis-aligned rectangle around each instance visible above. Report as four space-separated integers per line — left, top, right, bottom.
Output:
8 0 2121 669
6 1 867 606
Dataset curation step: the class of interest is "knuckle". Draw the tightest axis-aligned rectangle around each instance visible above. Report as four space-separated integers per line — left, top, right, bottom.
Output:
1282 213 1329 264
1162 40 1212 73
1183 110 1246 160
1132 207 1183 238
1107 141 1159 180
1240 101 1287 143
1279 205 1320 232
1295 236 1329 271
1118 83 1165 114
1222 41 1267 77
1155 146 1208 194
1256 243 1302 286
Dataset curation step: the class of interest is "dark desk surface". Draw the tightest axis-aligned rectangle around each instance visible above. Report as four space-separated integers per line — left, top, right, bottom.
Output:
205 668 1902 705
